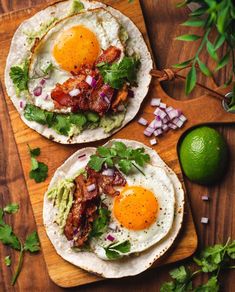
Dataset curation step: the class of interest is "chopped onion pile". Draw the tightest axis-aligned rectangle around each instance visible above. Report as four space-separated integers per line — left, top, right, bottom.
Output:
138 98 187 145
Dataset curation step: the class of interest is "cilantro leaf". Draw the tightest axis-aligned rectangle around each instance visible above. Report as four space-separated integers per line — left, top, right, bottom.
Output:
31 157 39 170
98 56 140 89
104 240 131 260
0 224 21 250
3 203 19 214
170 266 192 284
24 231 40 252
118 159 132 174
29 162 48 183
29 147 40 157
227 240 235 259
4 255 11 267
194 276 219 292
88 155 106 172
24 104 55 126
9 61 29 92
89 207 110 238
0 208 4 225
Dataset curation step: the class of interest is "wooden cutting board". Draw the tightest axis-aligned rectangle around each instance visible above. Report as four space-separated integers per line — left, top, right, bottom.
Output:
1 0 233 288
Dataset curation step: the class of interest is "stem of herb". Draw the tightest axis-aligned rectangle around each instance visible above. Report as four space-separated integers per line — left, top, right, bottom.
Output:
131 162 145 176
11 241 24 286
192 269 202 277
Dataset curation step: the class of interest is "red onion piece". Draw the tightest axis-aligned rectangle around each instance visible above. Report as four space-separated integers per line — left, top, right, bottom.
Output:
154 108 167 119
40 79 46 86
87 184 96 192
179 114 187 123
99 91 106 98
109 222 117 231
107 234 115 242
69 88 81 97
150 138 157 145
202 195 209 201
85 75 97 88
162 124 169 132
168 123 177 130
102 168 114 176
144 129 153 137
162 116 169 124
19 100 26 110
103 95 111 104
78 154 86 160
159 102 166 109
43 94 49 100
167 109 181 120
138 117 148 126
33 86 42 97
153 118 162 128
172 118 184 128
154 128 163 136
150 98 161 107
166 106 173 113
201 217 209 224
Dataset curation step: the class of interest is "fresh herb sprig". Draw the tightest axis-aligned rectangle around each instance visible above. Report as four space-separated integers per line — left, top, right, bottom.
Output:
88 141 150 175
89 207 111 239
0 203 40 285
9 61 29 93
104 240 131 260
174 0 235 103
97 56 140 89
28 145 48 183
160 238 235 291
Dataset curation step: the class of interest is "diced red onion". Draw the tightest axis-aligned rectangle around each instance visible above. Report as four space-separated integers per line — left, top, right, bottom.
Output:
154 128 163 136
40 79 46 86
138 117 148 126
109 222 117 231
150 98 161 107
167 109 181 120
87 184 96 192
33 86 42 96
159 102 166 109
144 129 153 137
99 91 106 98
154 108 167 119
107 234 115 242
153 118 162 128
162 116 169 124
43 94 49 100
103 96 111 104
179 114 187 123
78 154 86 160
19 100 26 110
150 138 157 145
145 126 155 134
202 195 209 201
128 89 134 98
168 123 177 130
165 106 173 113
172 118 184 128
102 168 114 176
69 88 80 97
162 124 169 132
201 217 209 224
85 75 97 88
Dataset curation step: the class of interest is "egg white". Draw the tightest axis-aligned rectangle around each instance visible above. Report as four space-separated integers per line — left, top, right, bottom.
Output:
28 8 124 113
90 164 175 260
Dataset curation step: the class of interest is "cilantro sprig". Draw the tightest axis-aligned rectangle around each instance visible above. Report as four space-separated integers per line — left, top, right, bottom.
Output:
9 61 29 93
104 240 131 260
160 238 235 291
88 141 150 175
89 207 111 239
97 56 140 89
28 145 48 183
0 203 40 285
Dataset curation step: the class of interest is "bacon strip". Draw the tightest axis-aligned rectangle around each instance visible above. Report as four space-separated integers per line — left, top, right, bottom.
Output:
95 46 121 65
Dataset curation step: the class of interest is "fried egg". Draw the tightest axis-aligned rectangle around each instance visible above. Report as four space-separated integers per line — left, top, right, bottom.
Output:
28 8 124 113
90 164 175 260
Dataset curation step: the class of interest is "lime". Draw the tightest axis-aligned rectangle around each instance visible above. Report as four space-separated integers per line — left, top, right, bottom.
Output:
179 126 229 185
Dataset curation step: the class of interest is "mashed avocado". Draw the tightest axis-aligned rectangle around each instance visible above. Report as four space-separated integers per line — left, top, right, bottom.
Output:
69 0 85 15
47 178 75 232
100 111 126 133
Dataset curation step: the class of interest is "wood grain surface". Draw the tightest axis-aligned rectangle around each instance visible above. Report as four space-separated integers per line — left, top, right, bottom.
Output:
0 0 234 291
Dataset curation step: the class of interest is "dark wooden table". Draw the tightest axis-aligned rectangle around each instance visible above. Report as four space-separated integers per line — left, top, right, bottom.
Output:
0 0 234 291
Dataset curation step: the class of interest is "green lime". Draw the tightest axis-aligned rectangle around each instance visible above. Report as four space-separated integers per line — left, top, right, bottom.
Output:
179 126 229 185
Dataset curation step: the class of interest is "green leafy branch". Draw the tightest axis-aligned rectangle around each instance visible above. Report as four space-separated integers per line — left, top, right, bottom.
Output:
174 0 235 110
160 238 235 291
0 203 40 285
28 145 48 183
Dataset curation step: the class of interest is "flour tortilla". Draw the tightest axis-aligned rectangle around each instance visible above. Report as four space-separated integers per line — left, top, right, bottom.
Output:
43 139 184 278
4 0 153 144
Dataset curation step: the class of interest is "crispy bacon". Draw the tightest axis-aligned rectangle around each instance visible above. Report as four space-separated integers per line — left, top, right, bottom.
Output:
95 46 121 65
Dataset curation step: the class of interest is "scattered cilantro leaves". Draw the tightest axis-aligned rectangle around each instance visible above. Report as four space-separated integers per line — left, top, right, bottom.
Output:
104 240 131 260
9 61 29 92
88 141 150 175
4 256 11 267
24 231 40 252
0 224 21 250
28 145 48 183
97 56 140 89
160 239 235 292
3 203 19 214
89 207 111 238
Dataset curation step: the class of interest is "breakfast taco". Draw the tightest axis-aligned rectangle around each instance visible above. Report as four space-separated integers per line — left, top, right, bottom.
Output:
43 139 184 277
5 0 153 144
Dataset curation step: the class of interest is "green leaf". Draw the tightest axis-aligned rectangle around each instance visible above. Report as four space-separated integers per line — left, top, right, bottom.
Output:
0 224 21 250
215 51 230 71
227 240 235 259
97 146 111 157
170 266 191 284
89 207 110 238
88 155 106 172
160 281 176 292
24 231 40 252
29 162 48 183
31 157 39 170
175 34 201 42
112 141 127 154
0 208 4 225
207 40 218 61
104 240 131 260
71 0 84 14
29 147 40 157
181 19 206 27
4 255 11 267
190 7 207 17
194 276 219 292
118 159 132 174
217 6 229 34
3 203 19 214
214 34 225 50
185 66 197 95
172 59 193 69
9 61 29 92
197 59 212 77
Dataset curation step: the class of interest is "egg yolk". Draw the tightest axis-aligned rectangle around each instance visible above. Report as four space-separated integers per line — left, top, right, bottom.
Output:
53 25 100 72
113 186 158 230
